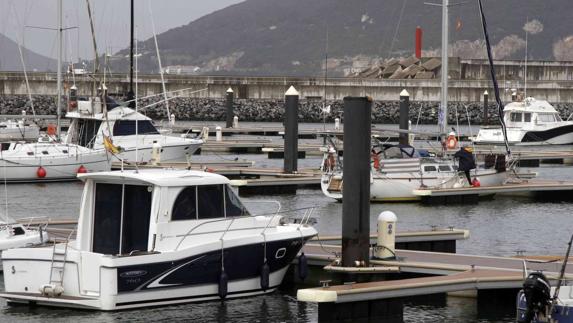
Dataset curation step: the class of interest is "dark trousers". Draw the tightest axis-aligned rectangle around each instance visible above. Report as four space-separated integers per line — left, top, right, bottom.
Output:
463 170 472 185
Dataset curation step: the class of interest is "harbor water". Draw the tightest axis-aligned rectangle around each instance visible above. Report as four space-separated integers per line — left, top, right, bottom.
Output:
0 123 572 322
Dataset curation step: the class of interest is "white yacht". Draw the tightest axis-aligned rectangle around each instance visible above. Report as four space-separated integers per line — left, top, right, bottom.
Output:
0 169 317 310
0 141 111 182
65 96 203 163
474 97 573 145
321 144 507 202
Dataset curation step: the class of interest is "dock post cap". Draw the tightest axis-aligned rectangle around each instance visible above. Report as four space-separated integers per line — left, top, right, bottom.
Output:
483 90 488 95
285 85 299 96
297 288 337 303
378 211 397 222
400 89 410 97
226 87 234 93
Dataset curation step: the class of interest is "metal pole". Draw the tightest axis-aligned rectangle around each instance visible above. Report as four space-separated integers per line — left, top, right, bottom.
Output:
225 88 234 128
56 0 62 139
128 0 135 109
342 96 372 269
399 90 410 145
483 90 489 125
440 0 449 134
284 86 299 173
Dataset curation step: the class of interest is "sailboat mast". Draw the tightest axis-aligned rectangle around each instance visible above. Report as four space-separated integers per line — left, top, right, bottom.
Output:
56 0 63 139
440 0 449 134
128 0 135 108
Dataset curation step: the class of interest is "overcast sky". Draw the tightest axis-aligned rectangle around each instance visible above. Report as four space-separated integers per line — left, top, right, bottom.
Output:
0 0 244 61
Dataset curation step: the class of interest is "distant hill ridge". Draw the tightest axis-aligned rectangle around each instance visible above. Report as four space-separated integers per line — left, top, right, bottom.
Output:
0 33 57 72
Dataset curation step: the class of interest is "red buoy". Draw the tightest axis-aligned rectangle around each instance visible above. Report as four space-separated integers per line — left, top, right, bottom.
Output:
472 178 481 187
37 166 47 178
77 165 87 174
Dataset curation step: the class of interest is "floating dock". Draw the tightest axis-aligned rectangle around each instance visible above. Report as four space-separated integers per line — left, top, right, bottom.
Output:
297 243 573 321
413 179 573 204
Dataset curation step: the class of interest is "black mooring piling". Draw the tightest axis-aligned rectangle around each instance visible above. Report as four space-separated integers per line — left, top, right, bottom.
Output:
342 96 372 269
483 90 489 125
399 90 410 145
225 88 234 128
284 86 299 174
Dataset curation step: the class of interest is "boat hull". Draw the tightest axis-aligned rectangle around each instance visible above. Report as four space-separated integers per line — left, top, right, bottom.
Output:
322 170 506 202
474 124 573 145
1 235 313 310
0 153 111 182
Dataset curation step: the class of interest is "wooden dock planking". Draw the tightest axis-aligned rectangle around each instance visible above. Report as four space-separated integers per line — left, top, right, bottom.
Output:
297 268 527 303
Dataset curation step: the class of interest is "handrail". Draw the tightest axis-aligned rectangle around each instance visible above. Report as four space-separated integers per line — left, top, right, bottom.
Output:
173 206 316 251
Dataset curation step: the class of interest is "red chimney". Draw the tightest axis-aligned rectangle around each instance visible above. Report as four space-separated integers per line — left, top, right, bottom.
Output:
415 26 423 59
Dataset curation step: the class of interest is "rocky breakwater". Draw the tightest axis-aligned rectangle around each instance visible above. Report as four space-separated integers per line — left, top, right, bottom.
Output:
2 95 573 125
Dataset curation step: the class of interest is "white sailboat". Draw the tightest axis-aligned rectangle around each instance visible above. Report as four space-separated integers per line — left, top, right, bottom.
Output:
0 0 111 183
321 143 507 202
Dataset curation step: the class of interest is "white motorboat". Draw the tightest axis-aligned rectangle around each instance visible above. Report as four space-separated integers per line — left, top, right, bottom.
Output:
0 119 39 141
0 217 46 270
0 141 111 182
474 97 573 145
0 169 317 310
64 96 203 163
321 144 507 202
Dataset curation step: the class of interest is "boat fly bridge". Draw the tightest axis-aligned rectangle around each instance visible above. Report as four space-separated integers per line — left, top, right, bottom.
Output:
65 93 202 163
0 169 317 310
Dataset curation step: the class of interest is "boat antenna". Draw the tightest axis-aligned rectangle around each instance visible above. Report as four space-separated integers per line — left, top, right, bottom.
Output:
85 0 99 96
56 0 63 140
523 17 528 100
127 0 135 109
477 0 511 156
148 0 171 124
135 26 140 172
322 23 329 142
10 3 37 119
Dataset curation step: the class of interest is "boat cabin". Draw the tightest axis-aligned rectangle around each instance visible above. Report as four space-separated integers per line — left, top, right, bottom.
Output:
75 170 250 256
65 99 159 148
504 98 563 128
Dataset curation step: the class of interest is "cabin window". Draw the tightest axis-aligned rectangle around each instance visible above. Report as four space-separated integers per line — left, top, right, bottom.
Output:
42 151 49 155
423 166 437 172
113 120 159 136
524 113 532 122
172 186 197 221
197 185 224 219
538 114 556 122
92 183 152 255
225 185 248 217
510 113 522 122
438 165 451 172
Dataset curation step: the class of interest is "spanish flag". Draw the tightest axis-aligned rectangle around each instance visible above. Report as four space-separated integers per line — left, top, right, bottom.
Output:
103 135 120 154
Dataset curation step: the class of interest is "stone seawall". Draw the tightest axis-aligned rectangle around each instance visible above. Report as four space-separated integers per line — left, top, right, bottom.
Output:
2 95 573 125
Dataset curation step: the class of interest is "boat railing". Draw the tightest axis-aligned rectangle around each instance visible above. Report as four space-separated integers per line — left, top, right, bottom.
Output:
173 206 316 251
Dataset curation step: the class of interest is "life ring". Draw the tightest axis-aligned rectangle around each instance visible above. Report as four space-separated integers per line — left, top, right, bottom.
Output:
446 134 458 150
